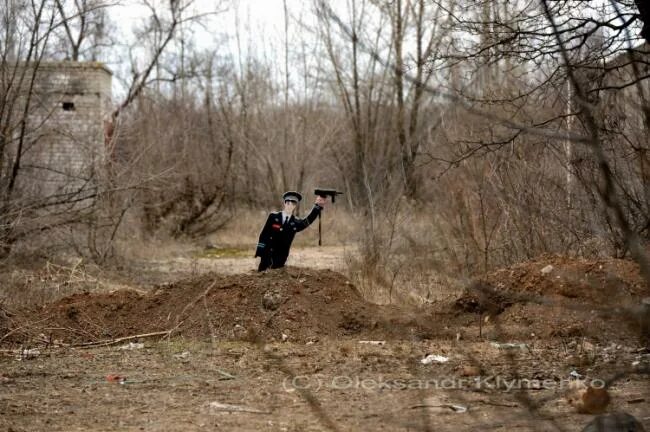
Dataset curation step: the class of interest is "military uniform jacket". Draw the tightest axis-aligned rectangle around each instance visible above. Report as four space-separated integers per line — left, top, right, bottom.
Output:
255 204 322 265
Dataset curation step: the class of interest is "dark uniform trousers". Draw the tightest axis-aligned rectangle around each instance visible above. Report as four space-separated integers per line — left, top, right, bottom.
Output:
255 204 322 271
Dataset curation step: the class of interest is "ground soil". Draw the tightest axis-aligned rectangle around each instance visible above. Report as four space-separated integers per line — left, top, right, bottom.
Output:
1 250 649 431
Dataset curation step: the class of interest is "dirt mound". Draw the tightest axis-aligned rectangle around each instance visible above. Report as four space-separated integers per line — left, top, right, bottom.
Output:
455 255 650 341
457 255 648 307
8 267 440 344
488 255 646 300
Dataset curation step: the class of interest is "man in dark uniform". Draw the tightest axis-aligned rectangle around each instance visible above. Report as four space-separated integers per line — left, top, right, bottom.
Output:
255 191 326 271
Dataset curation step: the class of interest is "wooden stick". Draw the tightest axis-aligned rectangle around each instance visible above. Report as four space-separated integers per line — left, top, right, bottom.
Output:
72 330 172 348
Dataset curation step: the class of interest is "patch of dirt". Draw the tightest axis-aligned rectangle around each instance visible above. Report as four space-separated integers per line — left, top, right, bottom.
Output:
5 255 649 346
455 255 650 342
1 339 648 432
488 255 647 301
7 267 444 345
2 254 650 431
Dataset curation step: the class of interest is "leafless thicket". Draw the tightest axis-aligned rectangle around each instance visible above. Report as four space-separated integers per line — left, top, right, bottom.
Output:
310 0 650 294
0 0 216 261
0 0 648 289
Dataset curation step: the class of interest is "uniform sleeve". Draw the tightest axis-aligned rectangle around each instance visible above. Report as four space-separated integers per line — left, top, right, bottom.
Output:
255 213 273 257
295 204 322 233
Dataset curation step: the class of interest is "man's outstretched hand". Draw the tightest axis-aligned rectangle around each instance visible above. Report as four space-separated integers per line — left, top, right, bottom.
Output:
315 196 327 206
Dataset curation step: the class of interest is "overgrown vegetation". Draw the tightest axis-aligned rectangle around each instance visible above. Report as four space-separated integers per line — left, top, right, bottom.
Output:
0 1 648 295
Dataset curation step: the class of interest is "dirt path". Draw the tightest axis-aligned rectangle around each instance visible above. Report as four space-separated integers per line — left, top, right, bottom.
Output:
142 245 353 277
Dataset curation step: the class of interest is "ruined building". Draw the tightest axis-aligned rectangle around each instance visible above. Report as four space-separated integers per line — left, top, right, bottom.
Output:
20 61 112 197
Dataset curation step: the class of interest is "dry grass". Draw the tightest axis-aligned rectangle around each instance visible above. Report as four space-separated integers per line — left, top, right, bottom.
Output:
343 203 469 305
0 259 134 308
0 203 493 311
207 205 361 249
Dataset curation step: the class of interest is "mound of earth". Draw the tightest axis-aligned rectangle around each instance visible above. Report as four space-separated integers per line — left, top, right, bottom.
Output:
6 267 443 345
455 255 650 341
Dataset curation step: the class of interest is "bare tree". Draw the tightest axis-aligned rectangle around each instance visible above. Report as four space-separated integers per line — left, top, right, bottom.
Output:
52 0 114 61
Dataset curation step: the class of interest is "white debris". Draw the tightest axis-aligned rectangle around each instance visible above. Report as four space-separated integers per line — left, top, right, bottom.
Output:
16 348 40 361
206 401 269 414
569 370 583 379
415 397 468 413
541 265 554 275
421 354 449 365
281 333 289 342
118 342 144 350
173 351 191 360
358 340 386 345
491 342 529 351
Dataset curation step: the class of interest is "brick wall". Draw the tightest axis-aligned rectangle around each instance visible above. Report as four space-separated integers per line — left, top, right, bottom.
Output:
19 61 112 196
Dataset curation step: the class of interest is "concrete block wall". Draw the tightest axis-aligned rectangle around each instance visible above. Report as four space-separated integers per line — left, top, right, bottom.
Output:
20 61 112 196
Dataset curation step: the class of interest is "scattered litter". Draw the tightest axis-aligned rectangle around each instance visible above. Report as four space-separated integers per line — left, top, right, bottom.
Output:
215 369 236 380
173 351 191 360
421 354 449 365
411 403 467 413
569 370 583 379
105 374 127 384
15 348 40 361
281 333 289 342
306 341 315 346
541 265 554 275
358 340 385 345
206 401 270 414
118 342 144 350
490 342 529 351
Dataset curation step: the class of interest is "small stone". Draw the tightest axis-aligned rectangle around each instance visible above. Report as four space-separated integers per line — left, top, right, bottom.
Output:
262 290 282 311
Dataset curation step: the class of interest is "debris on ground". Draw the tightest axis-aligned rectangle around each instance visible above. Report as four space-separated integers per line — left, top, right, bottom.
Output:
5 268 441 344
205 401 270 414
105 374 127 384
421 354 449 364
118 342 144 350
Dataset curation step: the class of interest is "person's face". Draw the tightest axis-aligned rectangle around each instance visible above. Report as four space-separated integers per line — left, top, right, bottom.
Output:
283 200 297 213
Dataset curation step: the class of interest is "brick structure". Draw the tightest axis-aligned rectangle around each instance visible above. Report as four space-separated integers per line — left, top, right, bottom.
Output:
597 44 650 134
21 61 112 196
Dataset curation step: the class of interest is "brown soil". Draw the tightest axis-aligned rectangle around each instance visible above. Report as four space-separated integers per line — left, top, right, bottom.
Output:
455 255 650 342
8 267 445 345
4 255 648 348
2 254 650 432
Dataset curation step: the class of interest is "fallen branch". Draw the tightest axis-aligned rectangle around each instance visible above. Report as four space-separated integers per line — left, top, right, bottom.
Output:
0 317 52 345
72 330 172 348
206 401 271 414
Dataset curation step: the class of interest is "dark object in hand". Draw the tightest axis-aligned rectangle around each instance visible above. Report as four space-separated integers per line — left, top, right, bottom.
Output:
314 188 343 203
